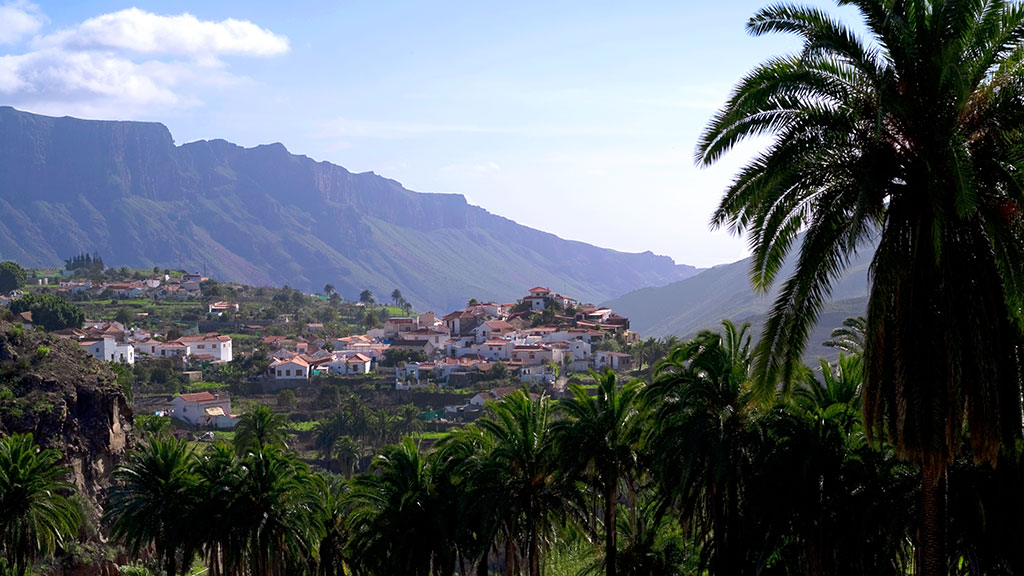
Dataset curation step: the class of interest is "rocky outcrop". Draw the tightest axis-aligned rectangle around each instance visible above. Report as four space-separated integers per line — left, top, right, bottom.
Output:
0 320 132 504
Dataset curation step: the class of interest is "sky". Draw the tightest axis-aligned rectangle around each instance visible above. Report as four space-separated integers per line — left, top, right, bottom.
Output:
0 0 842 268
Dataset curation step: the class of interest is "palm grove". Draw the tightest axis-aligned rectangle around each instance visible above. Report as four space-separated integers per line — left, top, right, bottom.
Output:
4 0 1024 575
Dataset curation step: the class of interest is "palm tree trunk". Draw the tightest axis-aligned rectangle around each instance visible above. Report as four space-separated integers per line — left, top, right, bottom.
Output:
604 481 617 576
918 462 947 576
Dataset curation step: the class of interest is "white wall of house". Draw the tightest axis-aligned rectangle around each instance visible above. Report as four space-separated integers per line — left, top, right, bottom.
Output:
81 337 134 364
273 360 310 379
169 394 234 428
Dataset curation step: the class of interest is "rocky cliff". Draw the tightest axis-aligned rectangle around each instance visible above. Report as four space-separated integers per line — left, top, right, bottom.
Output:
0 319 132 504
0 107 698 311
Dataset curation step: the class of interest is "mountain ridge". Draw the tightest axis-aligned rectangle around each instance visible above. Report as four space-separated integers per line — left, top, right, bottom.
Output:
604 238 875 357
0 107 698 311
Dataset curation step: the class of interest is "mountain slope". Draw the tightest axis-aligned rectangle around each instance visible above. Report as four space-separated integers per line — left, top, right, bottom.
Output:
604 240 875 355
0 107 698 311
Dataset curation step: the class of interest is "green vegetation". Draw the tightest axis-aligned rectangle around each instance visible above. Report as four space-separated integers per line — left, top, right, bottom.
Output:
0 261 26 294
0 434 81 576
9 293 84 331
696 0 1024 573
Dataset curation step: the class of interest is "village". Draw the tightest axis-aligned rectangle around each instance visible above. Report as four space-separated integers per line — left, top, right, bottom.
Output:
3 268 638 432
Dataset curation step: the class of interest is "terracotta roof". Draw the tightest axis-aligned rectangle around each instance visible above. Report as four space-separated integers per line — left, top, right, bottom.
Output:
178 392 217 403
528 286 551 294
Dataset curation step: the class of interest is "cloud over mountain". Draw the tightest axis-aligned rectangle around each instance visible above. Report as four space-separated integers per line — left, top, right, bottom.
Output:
0 5 287 116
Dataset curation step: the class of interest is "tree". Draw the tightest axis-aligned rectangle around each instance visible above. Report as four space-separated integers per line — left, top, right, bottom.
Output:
9 293 85 331
324 284 335 297
642 321 761 575
554 371 643 576
695 3 1024 573
361 310 381 329
229 447 322 576
359 290 375 306
106 438 197 576
475 390 567 576
345 438 449 576
0 261 26 294
233 404 290 456
0 434 80 576
114 307 133 327
391 289 403 308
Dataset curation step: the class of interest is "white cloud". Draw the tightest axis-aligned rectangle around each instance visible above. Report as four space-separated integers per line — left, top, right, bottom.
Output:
35 8 289 57
0 7 287 115
0 0 45 45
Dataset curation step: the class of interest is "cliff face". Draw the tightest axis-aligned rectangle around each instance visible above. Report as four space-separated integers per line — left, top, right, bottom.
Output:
0 107 697 311
0 321 132 504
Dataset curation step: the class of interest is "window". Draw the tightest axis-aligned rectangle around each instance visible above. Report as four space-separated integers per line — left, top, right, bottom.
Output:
277 370 282 376
286 369 291 376
197 345 205 349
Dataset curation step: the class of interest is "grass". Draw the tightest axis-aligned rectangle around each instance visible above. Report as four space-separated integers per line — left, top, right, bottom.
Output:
289 420 319 431
411 431 450 441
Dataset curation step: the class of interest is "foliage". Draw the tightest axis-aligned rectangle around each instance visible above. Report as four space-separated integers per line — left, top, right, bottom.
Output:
9 293 85 331
0 434 81 576
0 262 26 294
233 404 290 456
697 1 1024 573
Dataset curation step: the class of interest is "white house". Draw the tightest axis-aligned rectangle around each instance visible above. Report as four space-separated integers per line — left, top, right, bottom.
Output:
272 357 310 380
80 337 135 364
520 363 557 385
328 353 373 375
175 334 233 362
595 351 633 372
477 340 512 361
169 392 237 429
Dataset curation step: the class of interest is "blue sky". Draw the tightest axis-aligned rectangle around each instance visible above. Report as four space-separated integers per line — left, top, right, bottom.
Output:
0 1 838 268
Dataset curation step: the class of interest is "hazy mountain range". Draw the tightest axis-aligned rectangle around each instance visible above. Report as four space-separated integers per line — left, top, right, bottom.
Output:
604 241 874 358
0 107 699 312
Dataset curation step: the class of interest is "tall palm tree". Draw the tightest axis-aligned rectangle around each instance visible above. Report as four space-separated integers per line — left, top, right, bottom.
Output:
475 390 567 576
432 425 502 576
696 2 1024 573
345 437 448 576
233 404 289 456
106 437 197 576
230 446 322 576
0 434 81 576
190 442 240 576
554 370 644 576
642 320 762 576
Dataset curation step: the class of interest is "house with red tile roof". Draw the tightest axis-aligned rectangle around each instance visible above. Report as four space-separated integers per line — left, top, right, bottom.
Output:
169 392 237 429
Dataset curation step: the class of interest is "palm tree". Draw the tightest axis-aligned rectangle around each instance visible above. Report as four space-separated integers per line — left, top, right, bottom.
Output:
315 476 352 576
190 442 240 576
106 437 197 576
696 3 1024 573
345 437 448 576
822 316 866 356
391 288 403 308
432 425 502 576
230 446 322 576
476 390 568 576
554 370 644 576
359 289 375 306
233 404 289 456
323 284 335 297
642 320 761 575
0 434 80 576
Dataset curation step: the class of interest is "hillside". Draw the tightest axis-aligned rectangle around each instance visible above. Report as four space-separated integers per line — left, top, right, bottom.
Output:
604 239 875 356
0 320 131 503
0 107 697 312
